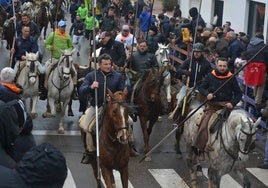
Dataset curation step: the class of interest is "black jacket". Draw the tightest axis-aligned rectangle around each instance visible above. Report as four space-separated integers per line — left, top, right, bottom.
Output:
199 70 242 106
100 39 126 67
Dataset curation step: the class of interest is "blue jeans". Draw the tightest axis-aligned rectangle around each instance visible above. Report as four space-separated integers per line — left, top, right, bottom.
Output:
265 133 268 165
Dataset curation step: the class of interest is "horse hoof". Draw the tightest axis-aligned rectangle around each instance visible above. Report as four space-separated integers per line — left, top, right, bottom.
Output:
58 127 65 134
177 154 183 159
145 156 151 162
31 113 38 119
68 110 74 116
56 103 62 112
42 112 49 118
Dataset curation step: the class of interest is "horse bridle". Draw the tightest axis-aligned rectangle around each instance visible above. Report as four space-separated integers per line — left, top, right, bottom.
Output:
239 118 257 155
108 101 129 143
57 54 72 80
27 60 38 80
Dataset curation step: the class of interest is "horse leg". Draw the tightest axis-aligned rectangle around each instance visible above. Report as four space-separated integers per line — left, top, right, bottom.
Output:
140 116 151 161
58 100 69 134
42 100 53 118
234 165 251 188
30 96 38 119
68 99 74 116
120 166 129 188
101 168 114 188
175 125 183 158
89 156 102 188
208 167 221 188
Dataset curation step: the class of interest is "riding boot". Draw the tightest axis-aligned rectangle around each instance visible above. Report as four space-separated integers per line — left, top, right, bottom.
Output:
81 150 96 164
39 73 47 100
72 85 79 100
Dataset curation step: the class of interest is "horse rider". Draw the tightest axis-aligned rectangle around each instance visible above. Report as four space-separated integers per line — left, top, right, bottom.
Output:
196 57 242 160
16 12 43 64
41 20 78 100
127 40 159 94
11 25 44 75
79 53 137 164
170 43 212 119
97 31 127 69
177 42 212 89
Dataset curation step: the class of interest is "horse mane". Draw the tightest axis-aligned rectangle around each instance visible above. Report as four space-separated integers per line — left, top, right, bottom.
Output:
226 108 251 129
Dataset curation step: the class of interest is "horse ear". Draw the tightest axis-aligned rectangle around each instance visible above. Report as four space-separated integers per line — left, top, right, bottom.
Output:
254 117 262 127
107 89 114 99
123 87 128 95
26 51 29 57
71 48 76 55
35 52 39 60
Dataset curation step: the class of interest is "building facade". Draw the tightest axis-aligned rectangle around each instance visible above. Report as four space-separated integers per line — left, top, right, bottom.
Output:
179 0 268 41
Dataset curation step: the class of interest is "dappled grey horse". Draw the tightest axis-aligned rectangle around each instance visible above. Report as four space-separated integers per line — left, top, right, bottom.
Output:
181 108 261 188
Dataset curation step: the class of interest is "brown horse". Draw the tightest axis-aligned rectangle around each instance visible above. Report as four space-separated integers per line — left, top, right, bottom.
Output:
2 18 15 50
49 0 65 29
133 68 165 161
34 1 49 39
89 88 134 188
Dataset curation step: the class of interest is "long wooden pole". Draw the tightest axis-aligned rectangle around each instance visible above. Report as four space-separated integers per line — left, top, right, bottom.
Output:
92 0 101 182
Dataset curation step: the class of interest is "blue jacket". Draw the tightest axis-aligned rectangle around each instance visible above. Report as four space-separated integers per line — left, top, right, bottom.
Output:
14 35 38 61
139 10 155 32
79 69 125 106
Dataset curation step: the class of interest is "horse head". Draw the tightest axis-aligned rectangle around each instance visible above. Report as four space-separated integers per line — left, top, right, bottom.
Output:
25 52 39 85
155 43 170 67
107 88 130 144
236 116 261 160
58 49 75 80
143 68 164 103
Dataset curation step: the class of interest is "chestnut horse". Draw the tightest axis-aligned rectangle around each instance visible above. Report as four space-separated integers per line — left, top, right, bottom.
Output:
90 88 135 188
133 67 165 161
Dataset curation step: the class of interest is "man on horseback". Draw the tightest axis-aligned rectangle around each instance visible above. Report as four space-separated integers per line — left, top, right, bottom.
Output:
11 25 40 71
41 20 78 100
127 40 158 87
79 53 137 164
196 57 242 160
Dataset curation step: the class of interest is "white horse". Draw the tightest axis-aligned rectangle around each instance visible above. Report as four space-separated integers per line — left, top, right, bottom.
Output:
16 52 43 119
155 43 172 109
43 49 75 134
181 107 261 188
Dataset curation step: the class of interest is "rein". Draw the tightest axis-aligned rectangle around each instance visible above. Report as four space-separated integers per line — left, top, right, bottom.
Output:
51 56 72 102
106 100 129 143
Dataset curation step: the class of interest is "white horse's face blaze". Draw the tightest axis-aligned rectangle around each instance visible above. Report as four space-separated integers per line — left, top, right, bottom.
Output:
156 44 170 67
25 52 39 84
237 118 258 160
59 50 74 80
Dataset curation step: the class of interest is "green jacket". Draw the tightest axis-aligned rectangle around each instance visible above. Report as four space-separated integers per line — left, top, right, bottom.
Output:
77 7 88 19
85 16 99 30
45 30 74 59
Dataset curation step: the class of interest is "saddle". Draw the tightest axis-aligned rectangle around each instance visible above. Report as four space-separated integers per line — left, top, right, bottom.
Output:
44 60 58 89
195 108 230 133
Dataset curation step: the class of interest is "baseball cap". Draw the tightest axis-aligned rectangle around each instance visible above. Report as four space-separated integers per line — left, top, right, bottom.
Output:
58 20 66 27
122 25 130 31
99 31 111 39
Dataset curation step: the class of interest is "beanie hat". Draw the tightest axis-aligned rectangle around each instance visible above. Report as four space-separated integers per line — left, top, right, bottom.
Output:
16 143 67 187
0 67 15 83
189 7 198 17
149 25 158 33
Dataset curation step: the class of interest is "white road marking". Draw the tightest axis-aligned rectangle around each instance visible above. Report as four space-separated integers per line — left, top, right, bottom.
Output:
247 168 268 187
63 168 76 188
202 168 242 188
149 169 189 188
101 170 134 188
32 130 81 136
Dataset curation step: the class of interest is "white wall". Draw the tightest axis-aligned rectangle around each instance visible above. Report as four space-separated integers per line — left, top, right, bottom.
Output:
221 0 248 33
